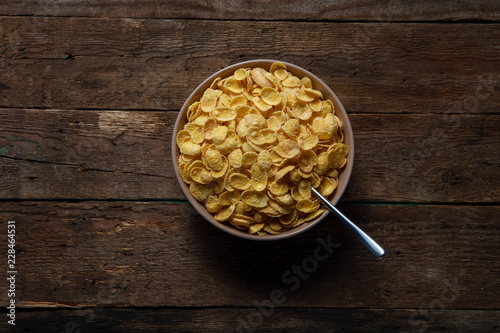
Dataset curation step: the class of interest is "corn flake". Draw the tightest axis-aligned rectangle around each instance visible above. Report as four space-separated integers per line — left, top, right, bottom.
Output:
229 173 251 191
261 87 281 106
251 67 273 88
201 88 220 112
273 139 300 159
283 119 300 137
228 149 243 168
212 126 228 144
241 190 269 208
211 107 237 122
298 134 319 150
215 204 235 222
234 68 247 81
251 164 268 191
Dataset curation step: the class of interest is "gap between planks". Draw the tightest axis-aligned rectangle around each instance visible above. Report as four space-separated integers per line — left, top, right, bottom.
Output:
1 107 500 116
11 304 500 311
1 14 500 24
0 198 498 206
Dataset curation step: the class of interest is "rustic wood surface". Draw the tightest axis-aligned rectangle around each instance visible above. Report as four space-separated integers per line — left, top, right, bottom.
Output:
13 308 500 332
0 2 499 332
0 202 498 308
1 0 499 21
1 18 499 114
0 110 498 202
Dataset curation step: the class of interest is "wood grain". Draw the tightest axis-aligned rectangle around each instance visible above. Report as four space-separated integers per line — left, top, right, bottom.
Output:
13 308 500 332
1 18 499 113
1 109 498 202
1 0 499 21
1 2 498 332
0 202 498 309
0 109 182 200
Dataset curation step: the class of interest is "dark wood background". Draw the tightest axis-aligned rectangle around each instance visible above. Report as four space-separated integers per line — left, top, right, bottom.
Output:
1 1 499 332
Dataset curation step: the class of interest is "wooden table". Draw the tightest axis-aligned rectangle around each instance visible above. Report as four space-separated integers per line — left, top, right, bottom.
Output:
1 1 499 332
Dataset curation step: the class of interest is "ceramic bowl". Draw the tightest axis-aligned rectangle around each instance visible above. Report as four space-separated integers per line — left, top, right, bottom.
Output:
172 59 354 240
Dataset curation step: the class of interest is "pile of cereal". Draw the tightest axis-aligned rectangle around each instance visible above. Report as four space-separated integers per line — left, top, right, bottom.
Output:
176 62 348 236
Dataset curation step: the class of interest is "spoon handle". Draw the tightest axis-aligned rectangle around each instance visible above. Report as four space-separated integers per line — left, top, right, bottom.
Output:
311 187 385 258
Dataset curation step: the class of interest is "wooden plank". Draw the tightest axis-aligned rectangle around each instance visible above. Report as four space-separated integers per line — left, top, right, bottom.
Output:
12 308 500 332
1 18 499 113
0 202 498 308
1 110 498 202
0 110 184 200
1 0 499 21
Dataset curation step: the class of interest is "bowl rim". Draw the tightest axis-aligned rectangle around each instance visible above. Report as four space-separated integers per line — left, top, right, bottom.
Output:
172 59 354 241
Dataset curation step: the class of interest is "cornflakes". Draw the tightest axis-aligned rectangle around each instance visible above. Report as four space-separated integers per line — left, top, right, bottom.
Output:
177 62 348 236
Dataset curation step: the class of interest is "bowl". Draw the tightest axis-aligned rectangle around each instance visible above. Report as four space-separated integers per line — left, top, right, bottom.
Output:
172 59 354 240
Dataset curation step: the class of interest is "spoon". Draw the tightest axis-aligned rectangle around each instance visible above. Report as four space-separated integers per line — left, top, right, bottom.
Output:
311 187 385 258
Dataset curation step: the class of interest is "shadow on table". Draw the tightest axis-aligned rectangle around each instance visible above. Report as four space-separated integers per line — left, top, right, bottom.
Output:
188 205 368 304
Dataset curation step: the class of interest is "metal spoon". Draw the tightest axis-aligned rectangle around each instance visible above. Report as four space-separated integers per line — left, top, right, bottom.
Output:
311 187 385 258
